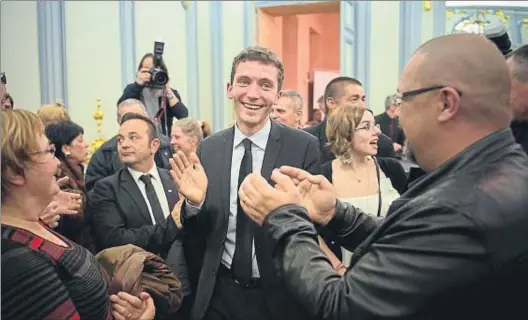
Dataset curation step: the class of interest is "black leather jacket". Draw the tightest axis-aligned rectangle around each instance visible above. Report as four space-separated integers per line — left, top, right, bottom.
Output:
263 129 528 319
85 134 173 191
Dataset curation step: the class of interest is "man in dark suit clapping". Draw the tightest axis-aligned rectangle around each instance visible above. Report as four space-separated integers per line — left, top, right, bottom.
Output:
171 46 320 320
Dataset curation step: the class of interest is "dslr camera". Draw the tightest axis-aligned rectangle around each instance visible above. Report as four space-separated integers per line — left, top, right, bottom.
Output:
148 41 169 88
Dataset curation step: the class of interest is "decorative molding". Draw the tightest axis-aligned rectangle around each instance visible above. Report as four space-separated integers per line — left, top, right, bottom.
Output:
340 0 356 78
433 1 447 37
180 0 190 10
37 1 68 107
210 1 224 132
243 1 254 48
399 1 422 76
254 1 330 8
119 1 136 88
185 1 200 118
355 1 371 100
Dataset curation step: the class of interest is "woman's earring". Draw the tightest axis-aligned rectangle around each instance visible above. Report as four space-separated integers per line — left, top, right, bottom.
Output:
341 152 353 164
64 151 71 157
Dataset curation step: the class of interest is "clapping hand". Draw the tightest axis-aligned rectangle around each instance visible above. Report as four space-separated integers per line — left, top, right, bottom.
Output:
170 151 208 207
239 167 337 226
278 166 337 226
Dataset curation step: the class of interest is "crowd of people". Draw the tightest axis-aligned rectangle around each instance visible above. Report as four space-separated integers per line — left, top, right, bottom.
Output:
2 31 528 320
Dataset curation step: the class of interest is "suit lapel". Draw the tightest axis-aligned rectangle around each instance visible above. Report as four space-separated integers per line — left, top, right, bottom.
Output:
221 128 235 222
158 169 179 210
255 122 282 279
261 122 282 183
119 169 152 224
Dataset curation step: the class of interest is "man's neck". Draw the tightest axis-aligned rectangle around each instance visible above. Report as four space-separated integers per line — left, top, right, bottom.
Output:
129 159 155 174
237 119 268 137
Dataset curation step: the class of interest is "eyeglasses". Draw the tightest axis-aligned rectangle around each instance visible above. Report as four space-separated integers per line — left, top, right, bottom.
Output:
390 85 462 107
356 123 380 132
31 144 56 157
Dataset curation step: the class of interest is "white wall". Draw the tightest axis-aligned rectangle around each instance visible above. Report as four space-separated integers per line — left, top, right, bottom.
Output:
64 1 122 144
197 1 213 125
369 1 400 114
135 1 188 109
222 1 246 127
0 1 41 111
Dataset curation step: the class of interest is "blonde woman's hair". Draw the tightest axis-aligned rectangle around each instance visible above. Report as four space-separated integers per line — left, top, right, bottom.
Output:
37 101 70 127
326 102 371 157
1 109 46 200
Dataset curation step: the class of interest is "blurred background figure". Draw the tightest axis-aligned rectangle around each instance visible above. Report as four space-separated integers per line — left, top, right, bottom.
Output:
270 89 303 128
45 120 94 252
1 72 14 110
375 95 405 155
170 118 204 157
484 21 512 56
37 102 71 127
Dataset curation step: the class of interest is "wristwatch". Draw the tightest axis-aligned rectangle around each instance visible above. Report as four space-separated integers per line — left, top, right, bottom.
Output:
166 92 175 100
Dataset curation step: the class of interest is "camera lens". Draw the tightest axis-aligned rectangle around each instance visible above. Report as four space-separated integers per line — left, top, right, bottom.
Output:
154 72 168 86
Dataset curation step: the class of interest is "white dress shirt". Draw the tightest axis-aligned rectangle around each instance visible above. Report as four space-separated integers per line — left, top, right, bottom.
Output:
185 119 271 277
128 165 171 225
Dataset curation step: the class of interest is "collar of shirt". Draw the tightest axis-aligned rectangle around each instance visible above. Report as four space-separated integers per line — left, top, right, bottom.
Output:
233 119 271 151
127 164 161 184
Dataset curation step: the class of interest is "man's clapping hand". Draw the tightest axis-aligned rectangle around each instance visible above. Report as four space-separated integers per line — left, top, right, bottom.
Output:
239 167 337 226
170 151 208 207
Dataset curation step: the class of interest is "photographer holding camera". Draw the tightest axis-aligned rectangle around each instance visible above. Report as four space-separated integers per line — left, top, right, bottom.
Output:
1 72 14 111
117 43 188 136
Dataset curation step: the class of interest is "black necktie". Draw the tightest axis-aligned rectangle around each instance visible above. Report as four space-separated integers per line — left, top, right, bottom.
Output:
231 138 254 285
139 174 166 225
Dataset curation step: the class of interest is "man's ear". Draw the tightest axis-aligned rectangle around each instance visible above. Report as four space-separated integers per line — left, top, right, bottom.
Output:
437 87 461 123
227 82 233 99
151 138 161 154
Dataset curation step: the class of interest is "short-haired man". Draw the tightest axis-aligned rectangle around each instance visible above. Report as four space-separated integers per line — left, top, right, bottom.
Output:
171 118 203 156
240 33 528 319
172 46 320 320
304 77 396 163
90 112 191 318
375 95 406 153
506 44 528 154
270 89 303 128
85 99 173 190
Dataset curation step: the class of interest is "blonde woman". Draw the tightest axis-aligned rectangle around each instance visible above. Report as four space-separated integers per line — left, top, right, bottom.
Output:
321 102 408 267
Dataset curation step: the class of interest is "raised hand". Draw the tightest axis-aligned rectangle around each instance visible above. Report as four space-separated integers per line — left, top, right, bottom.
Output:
170 151 208 206
41 190 82 228
110 292 155 320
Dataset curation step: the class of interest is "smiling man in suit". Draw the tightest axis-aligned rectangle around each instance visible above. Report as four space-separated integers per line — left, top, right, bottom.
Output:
171 46 320 320
89 112 192 318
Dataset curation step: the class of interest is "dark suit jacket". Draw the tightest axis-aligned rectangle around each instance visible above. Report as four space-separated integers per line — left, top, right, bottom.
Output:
89 167 190 294
304 119 396 164
375 112 405 145
184 122 320 320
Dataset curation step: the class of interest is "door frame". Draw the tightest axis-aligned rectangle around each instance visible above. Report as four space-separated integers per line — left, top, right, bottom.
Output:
253 0 371 100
